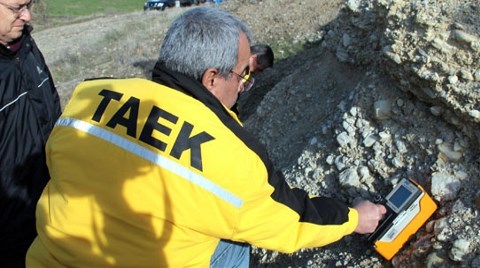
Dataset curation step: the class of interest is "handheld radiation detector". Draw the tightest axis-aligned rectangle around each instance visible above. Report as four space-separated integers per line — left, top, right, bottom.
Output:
367 178 437 260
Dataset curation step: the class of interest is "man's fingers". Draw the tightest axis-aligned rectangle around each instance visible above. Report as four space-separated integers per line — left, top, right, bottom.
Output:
379 204 387 214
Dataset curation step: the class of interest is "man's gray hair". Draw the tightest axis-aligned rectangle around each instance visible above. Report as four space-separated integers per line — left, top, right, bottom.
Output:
158 7 253 80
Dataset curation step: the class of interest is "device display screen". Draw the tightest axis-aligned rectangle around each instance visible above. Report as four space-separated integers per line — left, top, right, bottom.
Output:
389 185 412 210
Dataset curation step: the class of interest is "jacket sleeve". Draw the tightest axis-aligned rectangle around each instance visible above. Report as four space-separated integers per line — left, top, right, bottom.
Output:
232 160 358 253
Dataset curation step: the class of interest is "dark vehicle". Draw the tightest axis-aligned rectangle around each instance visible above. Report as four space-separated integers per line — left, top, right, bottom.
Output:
144 0 209 11
144 0 175 11
179 0 210 5
177 0 207 6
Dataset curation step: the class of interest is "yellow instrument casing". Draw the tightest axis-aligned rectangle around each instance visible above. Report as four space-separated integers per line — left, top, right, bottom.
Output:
368 178 437 260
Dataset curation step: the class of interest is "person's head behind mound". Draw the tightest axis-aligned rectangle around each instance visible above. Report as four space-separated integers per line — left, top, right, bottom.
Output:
249 44 274 74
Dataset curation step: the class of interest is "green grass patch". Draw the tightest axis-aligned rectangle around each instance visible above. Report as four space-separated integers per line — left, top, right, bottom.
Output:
41 0 147 17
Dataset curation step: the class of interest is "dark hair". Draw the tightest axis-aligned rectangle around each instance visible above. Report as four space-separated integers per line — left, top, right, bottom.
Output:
250 44 274 68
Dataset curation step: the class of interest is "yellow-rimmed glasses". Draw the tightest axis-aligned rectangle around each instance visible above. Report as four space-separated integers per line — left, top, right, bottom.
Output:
230 66 255 92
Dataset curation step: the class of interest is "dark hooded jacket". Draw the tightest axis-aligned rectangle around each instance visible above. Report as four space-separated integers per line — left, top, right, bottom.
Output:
0 25 61 265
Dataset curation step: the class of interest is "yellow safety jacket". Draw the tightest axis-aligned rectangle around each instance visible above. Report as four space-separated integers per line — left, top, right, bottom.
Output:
27 66 358 267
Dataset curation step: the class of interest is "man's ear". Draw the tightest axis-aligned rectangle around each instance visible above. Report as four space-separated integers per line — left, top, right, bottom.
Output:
201 68 218 92
249 54 257 69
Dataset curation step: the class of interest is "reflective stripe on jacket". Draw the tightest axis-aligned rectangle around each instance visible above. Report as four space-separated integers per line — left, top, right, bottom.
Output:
27 76 357 267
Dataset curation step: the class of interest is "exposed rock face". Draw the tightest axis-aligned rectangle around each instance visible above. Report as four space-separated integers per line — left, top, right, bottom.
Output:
322 0 480 142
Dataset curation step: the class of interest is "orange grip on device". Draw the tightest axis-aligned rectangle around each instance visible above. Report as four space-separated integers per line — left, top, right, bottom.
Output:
374 181 437 260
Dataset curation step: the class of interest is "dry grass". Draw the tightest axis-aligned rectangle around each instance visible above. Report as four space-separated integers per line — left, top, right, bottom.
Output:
34 9 186 106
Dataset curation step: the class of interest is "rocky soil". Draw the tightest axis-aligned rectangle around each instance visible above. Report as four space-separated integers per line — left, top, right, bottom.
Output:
32 0 479 267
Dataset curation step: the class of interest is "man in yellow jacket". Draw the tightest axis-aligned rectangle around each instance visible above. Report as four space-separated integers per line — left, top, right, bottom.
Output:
27 7 386 267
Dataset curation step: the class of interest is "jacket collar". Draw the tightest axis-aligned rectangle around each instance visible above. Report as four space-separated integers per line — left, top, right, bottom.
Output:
151 62 236 121
0 25 31 58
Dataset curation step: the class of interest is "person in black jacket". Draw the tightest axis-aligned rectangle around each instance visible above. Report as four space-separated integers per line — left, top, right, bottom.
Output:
249 44 274 75
0 1 61 267
230 44 274 116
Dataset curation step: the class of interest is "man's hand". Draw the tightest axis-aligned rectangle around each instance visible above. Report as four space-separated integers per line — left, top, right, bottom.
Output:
353 200 387 234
